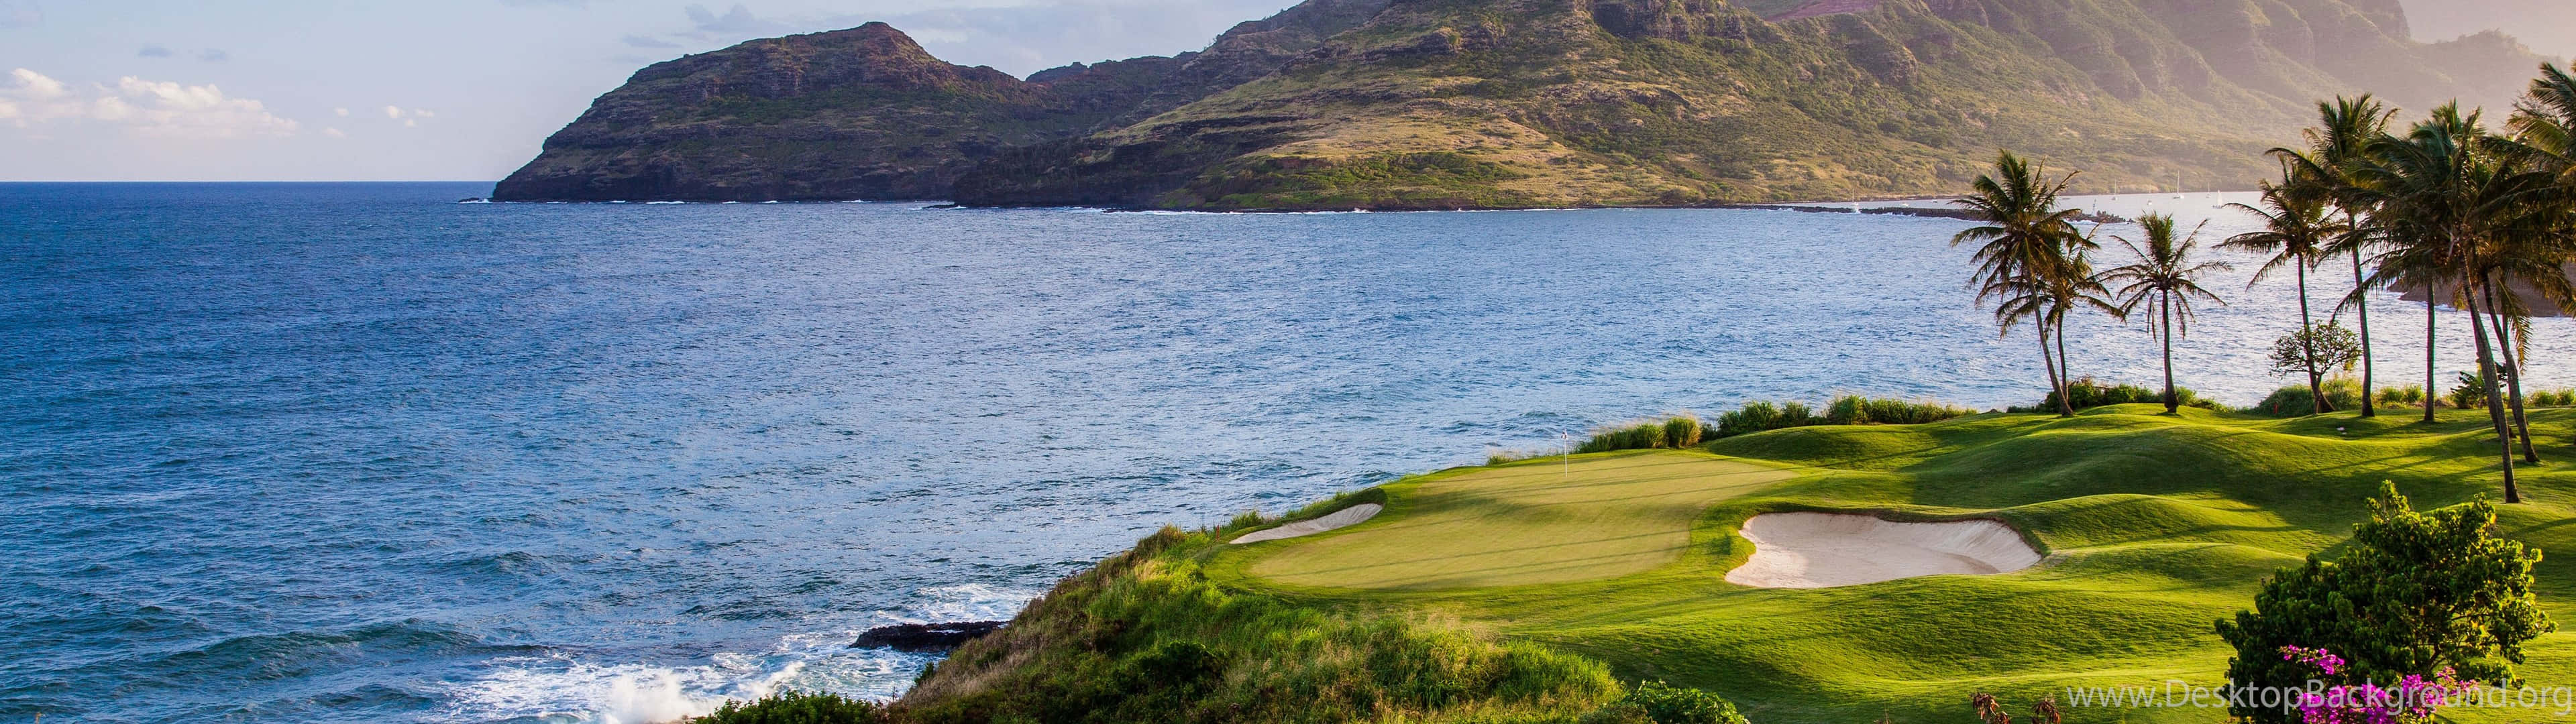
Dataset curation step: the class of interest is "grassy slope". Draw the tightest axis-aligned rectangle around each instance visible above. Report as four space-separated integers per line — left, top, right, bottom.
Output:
1208 405 2576 723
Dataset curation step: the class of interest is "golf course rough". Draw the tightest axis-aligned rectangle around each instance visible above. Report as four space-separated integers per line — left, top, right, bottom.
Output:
1210 405 2576 723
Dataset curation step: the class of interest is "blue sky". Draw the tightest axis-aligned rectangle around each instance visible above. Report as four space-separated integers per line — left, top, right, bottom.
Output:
0 0 2566 182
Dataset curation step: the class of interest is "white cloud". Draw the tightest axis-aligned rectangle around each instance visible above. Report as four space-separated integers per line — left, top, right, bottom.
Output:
2 68 299 138
333 107 349 117
383 105 403 119
1 68 77 125
106 76 299 137
12 68 68 101
413 108 434 118
323 127 345 137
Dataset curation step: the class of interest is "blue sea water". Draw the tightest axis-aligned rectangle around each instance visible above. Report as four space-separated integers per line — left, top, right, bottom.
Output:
5 182 2571 723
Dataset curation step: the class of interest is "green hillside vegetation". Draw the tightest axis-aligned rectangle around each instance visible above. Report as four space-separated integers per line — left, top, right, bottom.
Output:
953 0 2546 209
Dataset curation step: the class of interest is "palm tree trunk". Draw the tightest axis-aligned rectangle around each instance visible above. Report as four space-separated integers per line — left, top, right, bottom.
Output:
2161 290 2179 414
2040 318 2069 417
2483 275 2540 463
2353 247 2375 417
2056 310 2076 414
2425 294 2439 424
2298 261 2328 414
2463 278 2522 503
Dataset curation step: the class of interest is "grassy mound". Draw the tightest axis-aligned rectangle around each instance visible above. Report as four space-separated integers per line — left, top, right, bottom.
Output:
1190 405 2576 723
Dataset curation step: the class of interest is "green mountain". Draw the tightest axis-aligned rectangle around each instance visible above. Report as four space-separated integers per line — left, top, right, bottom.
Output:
496 0 2548 207
955 0 2547 209
492 1 1388 202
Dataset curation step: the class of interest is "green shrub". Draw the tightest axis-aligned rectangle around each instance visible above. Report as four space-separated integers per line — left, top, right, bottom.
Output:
688 690 881 724
2215 483 2553 723
1576 415 1704 454
1823 395 1976 425
1662 417 1705 448
2375 384 2430 406
2255 378 2365 417
2532 389 2576 407
2449 371 2489 410
1579 681 1749 724
1715 397 1968 438
2011 377 2220 413
1226 510 1269 531
1715 400 1816 437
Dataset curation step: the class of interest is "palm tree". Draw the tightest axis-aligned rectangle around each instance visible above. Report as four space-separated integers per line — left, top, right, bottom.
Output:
2223 178 2351 414
2354 214 2451 423
2510 64 2576 174
2349 103 2555 503
1955 152 2090 416
2280 95 2396 416
2104 214 2231 413
2043 245 2118 396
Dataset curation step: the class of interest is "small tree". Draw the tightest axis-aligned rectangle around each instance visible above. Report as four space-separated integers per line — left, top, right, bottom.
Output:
2266 320 2362 405
2215 483 2553 723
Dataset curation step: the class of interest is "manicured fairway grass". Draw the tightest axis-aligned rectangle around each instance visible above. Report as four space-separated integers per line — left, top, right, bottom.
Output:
1241 452 1792 590
1211 405 2576 723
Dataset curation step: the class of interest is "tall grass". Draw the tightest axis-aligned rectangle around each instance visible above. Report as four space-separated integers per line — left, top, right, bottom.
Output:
900 522 1640 723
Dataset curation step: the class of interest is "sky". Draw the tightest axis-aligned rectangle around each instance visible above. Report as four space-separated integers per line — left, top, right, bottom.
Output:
0 0 2566 182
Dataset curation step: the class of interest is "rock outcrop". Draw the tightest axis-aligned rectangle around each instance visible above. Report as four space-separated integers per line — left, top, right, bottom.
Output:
851 621 1006 652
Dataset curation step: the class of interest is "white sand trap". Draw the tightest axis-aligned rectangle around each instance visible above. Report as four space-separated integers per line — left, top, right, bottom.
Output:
1231 503 1382 544
1725 512 2042 588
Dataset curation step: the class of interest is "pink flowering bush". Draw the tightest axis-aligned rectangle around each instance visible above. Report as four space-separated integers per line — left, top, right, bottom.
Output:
2279 646 2476 724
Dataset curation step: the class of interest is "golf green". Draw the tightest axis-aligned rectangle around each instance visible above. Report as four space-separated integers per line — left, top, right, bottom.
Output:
1243 450 1792 591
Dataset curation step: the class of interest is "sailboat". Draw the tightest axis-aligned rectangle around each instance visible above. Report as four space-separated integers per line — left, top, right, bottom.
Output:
2172 170 2186 200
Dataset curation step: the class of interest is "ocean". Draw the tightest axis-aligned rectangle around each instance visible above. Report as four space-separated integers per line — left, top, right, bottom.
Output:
3 182 2565 723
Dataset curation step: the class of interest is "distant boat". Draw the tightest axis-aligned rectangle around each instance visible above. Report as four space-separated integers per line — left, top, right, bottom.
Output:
2174 170 2186 199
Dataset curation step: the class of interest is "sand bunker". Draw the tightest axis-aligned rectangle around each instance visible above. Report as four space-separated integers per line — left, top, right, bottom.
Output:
1725 512 2042 588
1231 503 1383 544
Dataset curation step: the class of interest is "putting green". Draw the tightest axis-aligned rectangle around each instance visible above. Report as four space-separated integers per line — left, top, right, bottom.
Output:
1244 450 1792 591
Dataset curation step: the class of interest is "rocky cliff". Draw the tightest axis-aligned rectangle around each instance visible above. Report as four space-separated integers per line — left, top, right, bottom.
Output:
492 0 1389 202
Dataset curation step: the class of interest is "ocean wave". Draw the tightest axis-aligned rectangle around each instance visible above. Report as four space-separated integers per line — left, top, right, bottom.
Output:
901 583 1042 624
152 619 535 684
442 635 941 723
